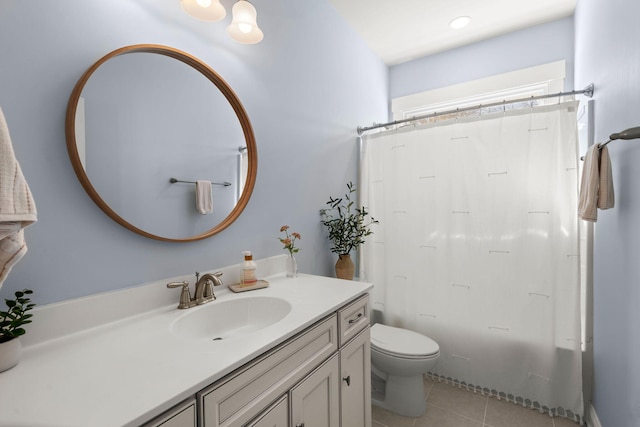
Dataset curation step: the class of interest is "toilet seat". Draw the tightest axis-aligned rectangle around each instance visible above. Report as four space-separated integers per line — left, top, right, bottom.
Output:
371 323 439 358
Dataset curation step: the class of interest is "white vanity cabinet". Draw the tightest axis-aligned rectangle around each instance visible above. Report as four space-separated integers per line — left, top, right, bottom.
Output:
0 264 375 427
197 294 370 427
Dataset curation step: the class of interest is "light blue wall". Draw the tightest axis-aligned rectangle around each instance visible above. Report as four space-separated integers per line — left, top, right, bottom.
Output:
390 17 574 99
0 0 388 305
575 1 640 426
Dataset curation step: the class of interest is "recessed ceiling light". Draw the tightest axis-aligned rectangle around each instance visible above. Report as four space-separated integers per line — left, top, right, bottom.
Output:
449 16 471 30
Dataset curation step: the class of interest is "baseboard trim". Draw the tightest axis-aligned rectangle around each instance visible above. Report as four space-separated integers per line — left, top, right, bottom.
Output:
587 404 602 427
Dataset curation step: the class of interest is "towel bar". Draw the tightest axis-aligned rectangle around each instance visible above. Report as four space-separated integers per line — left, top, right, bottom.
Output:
169 178 231 187
579 126 640 160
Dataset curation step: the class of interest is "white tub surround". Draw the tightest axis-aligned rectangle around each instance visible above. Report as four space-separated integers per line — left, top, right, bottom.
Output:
0 255 372 427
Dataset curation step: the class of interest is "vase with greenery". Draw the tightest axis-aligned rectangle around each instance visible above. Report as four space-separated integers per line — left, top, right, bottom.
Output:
0 289 35 372
320 182 378 280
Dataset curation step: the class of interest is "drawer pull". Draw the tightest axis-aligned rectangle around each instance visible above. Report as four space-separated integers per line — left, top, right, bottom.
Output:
296 423 305 427
348 313 363 324
343 375 351 386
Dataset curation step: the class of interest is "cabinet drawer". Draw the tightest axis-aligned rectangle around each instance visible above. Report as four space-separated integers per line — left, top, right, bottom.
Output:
337 294 369 346
199 314 338 427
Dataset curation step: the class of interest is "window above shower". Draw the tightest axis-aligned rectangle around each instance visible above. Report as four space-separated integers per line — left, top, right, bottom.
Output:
392 60 567 122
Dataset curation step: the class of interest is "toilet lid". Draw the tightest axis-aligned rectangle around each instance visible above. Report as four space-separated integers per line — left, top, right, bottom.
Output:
371 323 439 357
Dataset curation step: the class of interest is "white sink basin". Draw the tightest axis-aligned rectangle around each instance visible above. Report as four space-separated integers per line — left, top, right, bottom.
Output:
170 296 292 341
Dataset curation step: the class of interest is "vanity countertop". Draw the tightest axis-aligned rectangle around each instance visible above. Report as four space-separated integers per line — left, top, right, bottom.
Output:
0 272 372 427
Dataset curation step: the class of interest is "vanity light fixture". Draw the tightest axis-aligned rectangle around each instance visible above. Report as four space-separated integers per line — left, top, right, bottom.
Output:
180 0 226 21
227 0 264 44
449 16 471 30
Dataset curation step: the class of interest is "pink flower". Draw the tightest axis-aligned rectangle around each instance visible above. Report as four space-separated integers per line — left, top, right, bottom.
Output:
279 226 301 254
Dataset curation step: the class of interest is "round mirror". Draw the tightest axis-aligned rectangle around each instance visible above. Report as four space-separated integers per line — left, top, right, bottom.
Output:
65 45 257 242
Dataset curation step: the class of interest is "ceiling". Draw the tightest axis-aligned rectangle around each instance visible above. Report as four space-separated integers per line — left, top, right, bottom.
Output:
327 0 577 65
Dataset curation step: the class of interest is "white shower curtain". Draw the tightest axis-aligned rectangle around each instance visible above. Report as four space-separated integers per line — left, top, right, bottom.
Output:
361 101 583 420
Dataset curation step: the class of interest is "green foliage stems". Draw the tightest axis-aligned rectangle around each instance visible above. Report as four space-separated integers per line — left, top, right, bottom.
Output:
320 182 378 255
0 289 35 343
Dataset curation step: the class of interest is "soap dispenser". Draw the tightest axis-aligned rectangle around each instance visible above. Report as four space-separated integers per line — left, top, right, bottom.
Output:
241 251 257 286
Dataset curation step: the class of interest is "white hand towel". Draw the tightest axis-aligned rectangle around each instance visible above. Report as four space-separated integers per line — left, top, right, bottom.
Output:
597 145 615 210
196 180 213 215
0 106 37 288
578 143 614 222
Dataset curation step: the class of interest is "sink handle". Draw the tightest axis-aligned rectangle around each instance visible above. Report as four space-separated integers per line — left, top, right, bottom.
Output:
167 281 193 309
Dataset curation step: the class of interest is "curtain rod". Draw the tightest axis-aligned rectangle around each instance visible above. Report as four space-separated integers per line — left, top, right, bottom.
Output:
357 83 595 135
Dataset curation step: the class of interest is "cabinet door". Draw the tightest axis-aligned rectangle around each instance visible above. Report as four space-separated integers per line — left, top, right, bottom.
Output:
290 354 340 427
143 398 197 427
246 395 288 427
340 327 371 427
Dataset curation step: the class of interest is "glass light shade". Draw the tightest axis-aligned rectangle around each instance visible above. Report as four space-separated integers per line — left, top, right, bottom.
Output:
227 1 264 44
180 0 226 22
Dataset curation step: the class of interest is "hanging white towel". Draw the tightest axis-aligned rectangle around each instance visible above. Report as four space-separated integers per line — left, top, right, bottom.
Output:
196 180 213 215
0 106 37 288
598 145 615 209
578 143 614 222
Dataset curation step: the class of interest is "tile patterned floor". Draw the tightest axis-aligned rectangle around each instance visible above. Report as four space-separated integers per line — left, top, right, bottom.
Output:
372 377 582 427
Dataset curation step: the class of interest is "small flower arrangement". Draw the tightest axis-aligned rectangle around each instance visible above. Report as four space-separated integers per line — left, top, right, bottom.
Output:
279 225 301 255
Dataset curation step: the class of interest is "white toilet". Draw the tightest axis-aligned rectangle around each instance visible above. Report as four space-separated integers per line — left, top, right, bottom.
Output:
370 323 440 417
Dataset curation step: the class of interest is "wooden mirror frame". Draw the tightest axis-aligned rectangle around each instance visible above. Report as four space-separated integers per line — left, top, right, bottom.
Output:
65 44 257 242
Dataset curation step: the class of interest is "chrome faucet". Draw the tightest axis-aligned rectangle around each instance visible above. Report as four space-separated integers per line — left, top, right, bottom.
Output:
166 271 223 309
